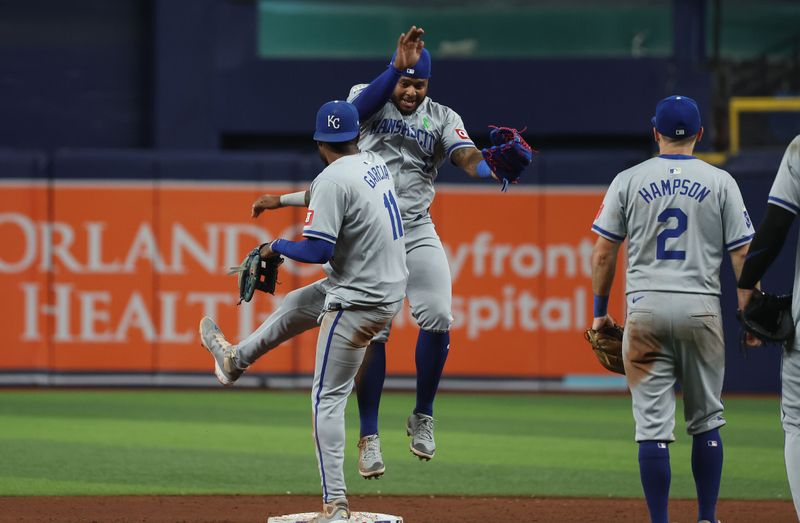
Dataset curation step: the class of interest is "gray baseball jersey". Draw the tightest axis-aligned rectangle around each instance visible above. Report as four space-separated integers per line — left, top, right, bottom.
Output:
348 85 475 224
304 150 408 308
768 135 800 322
594 154 752 445
765 134 800 517
593 155 755 295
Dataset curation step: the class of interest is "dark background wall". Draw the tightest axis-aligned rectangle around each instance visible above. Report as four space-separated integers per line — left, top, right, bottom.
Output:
0 0 718 151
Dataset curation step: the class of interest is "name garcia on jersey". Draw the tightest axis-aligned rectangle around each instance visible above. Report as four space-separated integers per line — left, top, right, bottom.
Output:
638 178 711 205
363 163 391 189
368 118 435 153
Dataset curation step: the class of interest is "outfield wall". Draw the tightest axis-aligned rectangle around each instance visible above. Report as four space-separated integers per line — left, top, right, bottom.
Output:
0 149 794 392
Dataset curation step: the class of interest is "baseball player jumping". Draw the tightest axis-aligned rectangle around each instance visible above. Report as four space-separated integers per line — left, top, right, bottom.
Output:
736 135 800 519
590 96 754 523
201 100 407 522
248 25 532 477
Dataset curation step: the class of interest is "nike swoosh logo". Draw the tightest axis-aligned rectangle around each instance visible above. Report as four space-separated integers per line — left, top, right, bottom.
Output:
632 296 645 303
746 248 767 261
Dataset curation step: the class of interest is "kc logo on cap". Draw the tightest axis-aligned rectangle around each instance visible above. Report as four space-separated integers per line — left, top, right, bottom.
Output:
314 100 360 142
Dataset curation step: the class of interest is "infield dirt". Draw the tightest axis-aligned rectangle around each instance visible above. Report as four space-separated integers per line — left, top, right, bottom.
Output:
0 495 796 522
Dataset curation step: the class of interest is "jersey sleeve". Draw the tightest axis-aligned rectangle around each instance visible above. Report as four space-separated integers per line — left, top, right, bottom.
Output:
303 178 347 245
348 83 386 127
347 84 368 103
441 109 476 160
591 175 627 242
721 174 756 250
768 135 800 215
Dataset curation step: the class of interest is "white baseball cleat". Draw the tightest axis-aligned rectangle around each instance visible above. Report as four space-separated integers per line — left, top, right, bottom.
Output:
406 412 435 460
198 316 245 386
310 498 350 523
357 434 385 479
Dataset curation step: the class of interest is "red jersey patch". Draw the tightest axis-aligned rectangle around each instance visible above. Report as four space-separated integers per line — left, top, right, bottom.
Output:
594 204 604 221
304 210 314 225
455 128 469 140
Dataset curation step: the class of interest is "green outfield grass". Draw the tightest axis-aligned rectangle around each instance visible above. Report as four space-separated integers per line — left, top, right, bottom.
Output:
0 390 791 500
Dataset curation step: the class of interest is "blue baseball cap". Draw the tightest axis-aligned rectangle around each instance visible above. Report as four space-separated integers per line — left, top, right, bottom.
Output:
313 100 360 142
651 95 701 138
389 48 431 79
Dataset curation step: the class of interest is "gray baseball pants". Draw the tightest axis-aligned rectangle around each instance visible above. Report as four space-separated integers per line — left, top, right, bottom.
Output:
782 338 800 519
623 292 726 442
312 301 402 502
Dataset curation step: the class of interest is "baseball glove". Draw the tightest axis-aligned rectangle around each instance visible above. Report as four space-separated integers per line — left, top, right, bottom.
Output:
227 243 284 305
737 289 794 344
480 126 535 191
584 323 625 375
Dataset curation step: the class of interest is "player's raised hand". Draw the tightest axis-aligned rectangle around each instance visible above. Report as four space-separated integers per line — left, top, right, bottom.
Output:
393 25 425 72
252 194 281 218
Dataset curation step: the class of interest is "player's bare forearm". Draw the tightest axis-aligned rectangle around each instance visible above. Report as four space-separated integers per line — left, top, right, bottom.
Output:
729 243 749 283
730 243 757 310
251 190 310 218
591 236 620 297
452 147 490 179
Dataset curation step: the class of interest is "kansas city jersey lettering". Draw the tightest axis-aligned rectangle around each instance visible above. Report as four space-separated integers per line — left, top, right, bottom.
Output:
368 118 436 152
638 178 711 205
363 163 391 189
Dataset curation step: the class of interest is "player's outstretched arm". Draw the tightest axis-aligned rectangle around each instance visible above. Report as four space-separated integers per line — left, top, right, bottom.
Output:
251 190 310 218
451 146 497 180
349 25 424 120
457 127 535 191
261 237 333 264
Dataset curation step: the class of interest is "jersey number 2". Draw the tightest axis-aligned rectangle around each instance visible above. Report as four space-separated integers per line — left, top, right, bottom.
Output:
656 208 687 260
383 190 404 240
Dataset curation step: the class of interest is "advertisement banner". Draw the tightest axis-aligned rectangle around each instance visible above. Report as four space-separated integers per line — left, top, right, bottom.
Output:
0 181 624 379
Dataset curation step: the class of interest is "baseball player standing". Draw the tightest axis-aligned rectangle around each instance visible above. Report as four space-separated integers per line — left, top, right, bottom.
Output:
201 100 407 523
736 135 800 519
250 26 532 477
590 95 754 523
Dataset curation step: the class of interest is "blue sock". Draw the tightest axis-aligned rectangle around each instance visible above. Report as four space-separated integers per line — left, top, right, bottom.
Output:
638 441 671 523
692 428 723 522
414 330 450 417
355 342 385 437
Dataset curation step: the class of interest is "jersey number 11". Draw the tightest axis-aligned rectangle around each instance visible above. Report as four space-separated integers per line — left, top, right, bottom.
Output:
383 190 404 241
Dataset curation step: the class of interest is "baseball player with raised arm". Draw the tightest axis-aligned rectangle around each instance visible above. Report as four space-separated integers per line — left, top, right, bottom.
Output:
737 135 800 519
249 26 532 477
590 95 754 523
200 100 407 523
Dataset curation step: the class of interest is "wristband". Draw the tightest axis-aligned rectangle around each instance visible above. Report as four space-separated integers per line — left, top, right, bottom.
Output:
593 295 609 318
477 160 493 179
279 191 307 207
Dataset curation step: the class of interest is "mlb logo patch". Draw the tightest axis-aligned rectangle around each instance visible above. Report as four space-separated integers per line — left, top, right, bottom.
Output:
669 167 681 175
455 128 469 140
707 440 719 447
304 210 314 225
